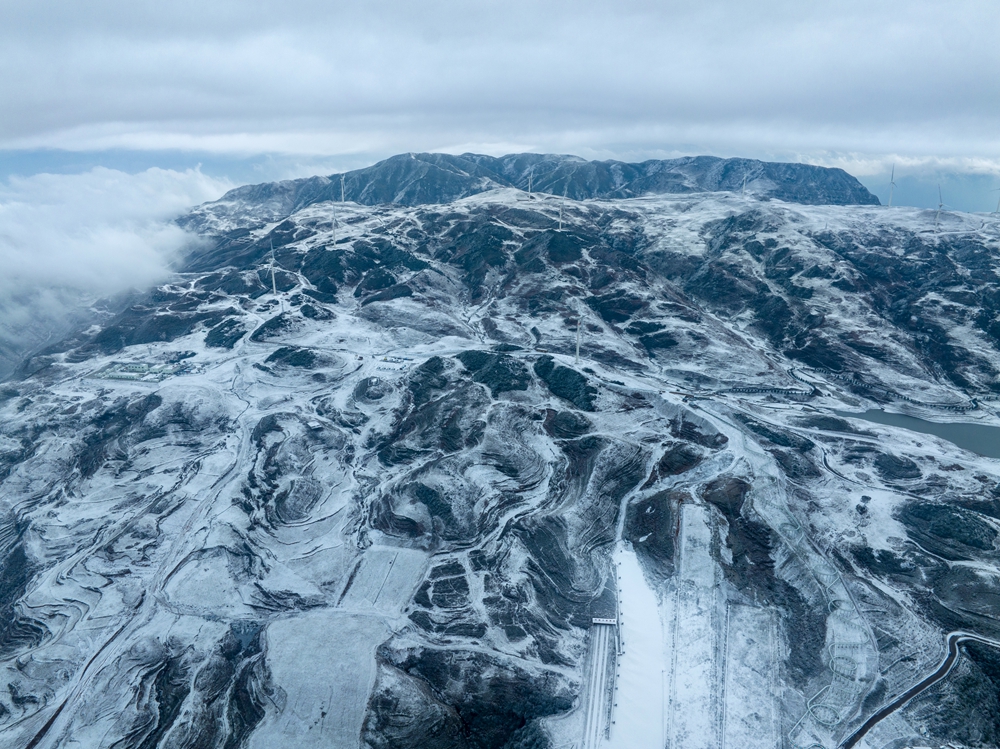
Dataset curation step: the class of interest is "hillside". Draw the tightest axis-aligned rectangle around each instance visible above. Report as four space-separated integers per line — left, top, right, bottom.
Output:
3 174 1000 749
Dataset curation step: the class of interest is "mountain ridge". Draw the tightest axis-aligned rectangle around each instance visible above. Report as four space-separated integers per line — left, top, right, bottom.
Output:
180 152 879 235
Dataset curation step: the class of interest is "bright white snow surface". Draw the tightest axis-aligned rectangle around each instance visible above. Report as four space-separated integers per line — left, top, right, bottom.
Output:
605 547 666 749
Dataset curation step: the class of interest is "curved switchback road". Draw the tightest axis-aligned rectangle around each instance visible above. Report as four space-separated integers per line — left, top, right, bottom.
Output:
840 631 1000 749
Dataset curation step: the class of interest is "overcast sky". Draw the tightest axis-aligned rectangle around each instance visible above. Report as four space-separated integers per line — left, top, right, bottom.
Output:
3 1 999 186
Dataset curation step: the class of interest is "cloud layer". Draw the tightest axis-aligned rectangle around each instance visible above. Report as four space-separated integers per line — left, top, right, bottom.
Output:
0 167 228 372
2 1 998 166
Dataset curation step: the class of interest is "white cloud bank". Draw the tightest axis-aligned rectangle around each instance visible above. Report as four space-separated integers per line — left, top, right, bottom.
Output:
0 167 229 373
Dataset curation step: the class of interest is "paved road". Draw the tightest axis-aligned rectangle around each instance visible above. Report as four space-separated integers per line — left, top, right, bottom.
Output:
840 631 1000 749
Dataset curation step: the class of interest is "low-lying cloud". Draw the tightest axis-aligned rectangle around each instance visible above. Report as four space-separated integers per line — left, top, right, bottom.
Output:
0 167 229 374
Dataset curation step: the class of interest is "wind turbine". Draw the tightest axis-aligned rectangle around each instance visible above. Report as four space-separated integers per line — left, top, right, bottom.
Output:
572 297 587 363
269 238 278 297
741 172 748 200
528 167 533 197
887 164 896 207
991 187 1000 214
341 174 346 203
935 185 948 229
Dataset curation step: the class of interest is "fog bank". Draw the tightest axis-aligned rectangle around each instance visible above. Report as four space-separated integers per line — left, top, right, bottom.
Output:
0 167 229 377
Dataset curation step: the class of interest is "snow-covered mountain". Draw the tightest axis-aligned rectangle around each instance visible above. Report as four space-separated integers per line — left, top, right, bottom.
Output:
178 152 879 236
2 157 1000 749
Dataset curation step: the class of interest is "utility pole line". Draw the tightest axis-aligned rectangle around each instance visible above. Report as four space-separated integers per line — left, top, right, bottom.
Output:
269 238 280 311
575 316 582 364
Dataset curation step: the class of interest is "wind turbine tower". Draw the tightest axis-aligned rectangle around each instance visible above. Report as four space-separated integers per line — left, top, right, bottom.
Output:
991 187 1000 214
888 164 896 207
270 239 278 297
341 175 346 203
741 172 748 200
935 185 947 229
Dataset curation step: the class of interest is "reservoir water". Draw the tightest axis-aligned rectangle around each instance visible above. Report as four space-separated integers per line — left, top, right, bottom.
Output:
835 409 1000 459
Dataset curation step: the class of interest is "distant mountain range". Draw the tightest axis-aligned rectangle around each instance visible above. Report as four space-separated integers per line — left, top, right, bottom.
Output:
180 152 879 234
